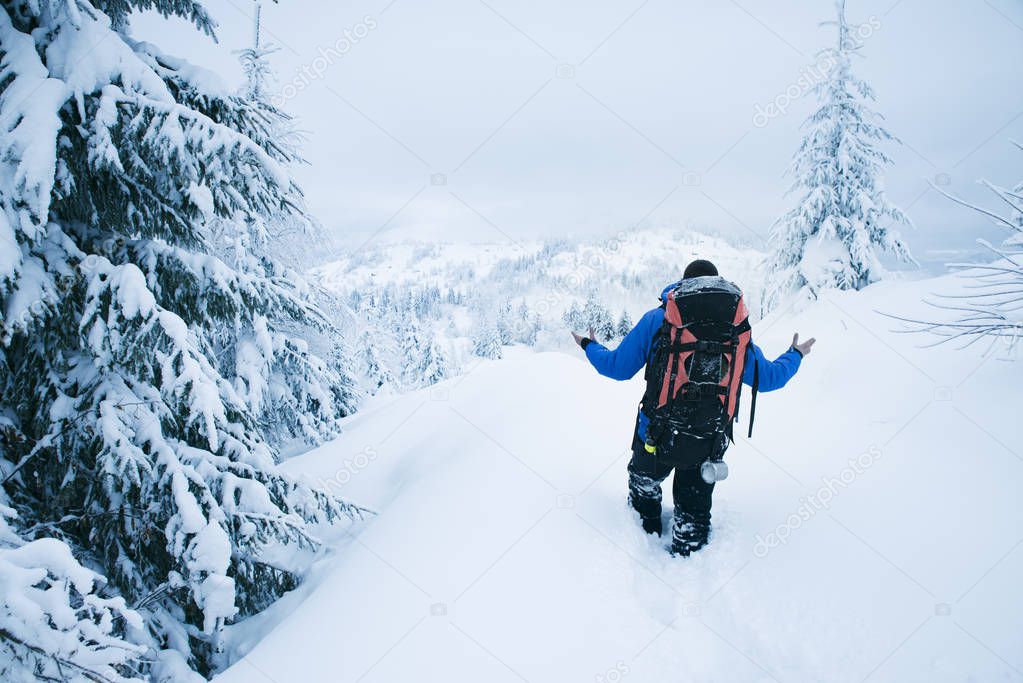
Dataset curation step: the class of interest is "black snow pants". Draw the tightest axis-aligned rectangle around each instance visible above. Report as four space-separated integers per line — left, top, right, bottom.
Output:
627 426 724 556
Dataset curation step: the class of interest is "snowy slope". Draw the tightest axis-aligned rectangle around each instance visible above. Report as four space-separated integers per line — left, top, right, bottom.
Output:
312 228 767 325
216 273 1023 683
313 230 762 289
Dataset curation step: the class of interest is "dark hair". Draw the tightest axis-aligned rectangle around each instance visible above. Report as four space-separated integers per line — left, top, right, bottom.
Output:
683 259 718 279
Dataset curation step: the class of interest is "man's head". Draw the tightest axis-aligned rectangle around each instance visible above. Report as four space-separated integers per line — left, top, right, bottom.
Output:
683 259 718 279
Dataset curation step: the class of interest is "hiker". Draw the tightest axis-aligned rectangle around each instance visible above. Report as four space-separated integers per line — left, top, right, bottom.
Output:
571 259 814 556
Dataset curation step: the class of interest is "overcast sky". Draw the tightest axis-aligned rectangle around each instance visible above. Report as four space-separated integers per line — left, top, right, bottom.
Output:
134 0 1023 266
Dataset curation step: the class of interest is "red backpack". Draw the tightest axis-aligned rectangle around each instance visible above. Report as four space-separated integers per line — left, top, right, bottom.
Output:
641 277 756 454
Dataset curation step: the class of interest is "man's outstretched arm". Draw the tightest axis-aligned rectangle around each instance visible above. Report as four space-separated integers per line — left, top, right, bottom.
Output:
742 333 815 391
573 308 662 381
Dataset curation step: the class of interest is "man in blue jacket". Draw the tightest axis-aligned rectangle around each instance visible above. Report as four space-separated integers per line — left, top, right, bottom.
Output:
572 259 814 556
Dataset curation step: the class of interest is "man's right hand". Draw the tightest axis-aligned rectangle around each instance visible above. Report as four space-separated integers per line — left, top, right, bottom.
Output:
571 326 596 348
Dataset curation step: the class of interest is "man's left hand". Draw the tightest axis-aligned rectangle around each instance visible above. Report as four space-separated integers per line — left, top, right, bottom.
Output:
792 333 816 357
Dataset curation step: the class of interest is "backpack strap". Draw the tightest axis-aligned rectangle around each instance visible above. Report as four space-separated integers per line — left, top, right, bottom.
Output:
723 301 751 421
747 355 759 438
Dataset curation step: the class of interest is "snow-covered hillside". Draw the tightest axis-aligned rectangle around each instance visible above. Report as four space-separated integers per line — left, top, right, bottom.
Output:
216 272 1023 683
310 230 773 398
313 228 767 325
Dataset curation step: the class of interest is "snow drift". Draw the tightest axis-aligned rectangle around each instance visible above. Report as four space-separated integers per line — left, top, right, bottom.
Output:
217 272 1023 682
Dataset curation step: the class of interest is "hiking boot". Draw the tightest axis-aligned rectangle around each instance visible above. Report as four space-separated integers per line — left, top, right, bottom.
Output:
628 492 662 536
669 539 706 557
670 515 709 557
641 515 663 536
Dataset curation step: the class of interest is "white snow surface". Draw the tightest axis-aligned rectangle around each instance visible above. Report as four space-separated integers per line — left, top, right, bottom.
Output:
217 273 1023 683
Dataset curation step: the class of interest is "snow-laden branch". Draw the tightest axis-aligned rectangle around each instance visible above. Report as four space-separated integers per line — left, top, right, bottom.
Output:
885 157 1023 355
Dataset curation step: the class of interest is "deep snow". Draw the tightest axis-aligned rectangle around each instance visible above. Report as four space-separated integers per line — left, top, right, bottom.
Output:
217 273 1023 683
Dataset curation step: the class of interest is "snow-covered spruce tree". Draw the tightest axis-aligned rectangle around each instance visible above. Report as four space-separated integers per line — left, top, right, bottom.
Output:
616 310 633 340
472 320 503 360
355 328 396 393
209 0 319 273
764 0 913 311
391 304 451 387
0 1 367 676
514 302 539 346
236 1 275 105
300 282 362 413
413 337 450 386
0 495 147 682
583 294 615 341
889 145 1023 351
351 293 404 395
562 302 585 332
397 315 426 388
496 302 514 345
229 3 341 271
205 4 362 452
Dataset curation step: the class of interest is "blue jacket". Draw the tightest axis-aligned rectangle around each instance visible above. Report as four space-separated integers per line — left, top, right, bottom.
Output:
583 281 802 440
